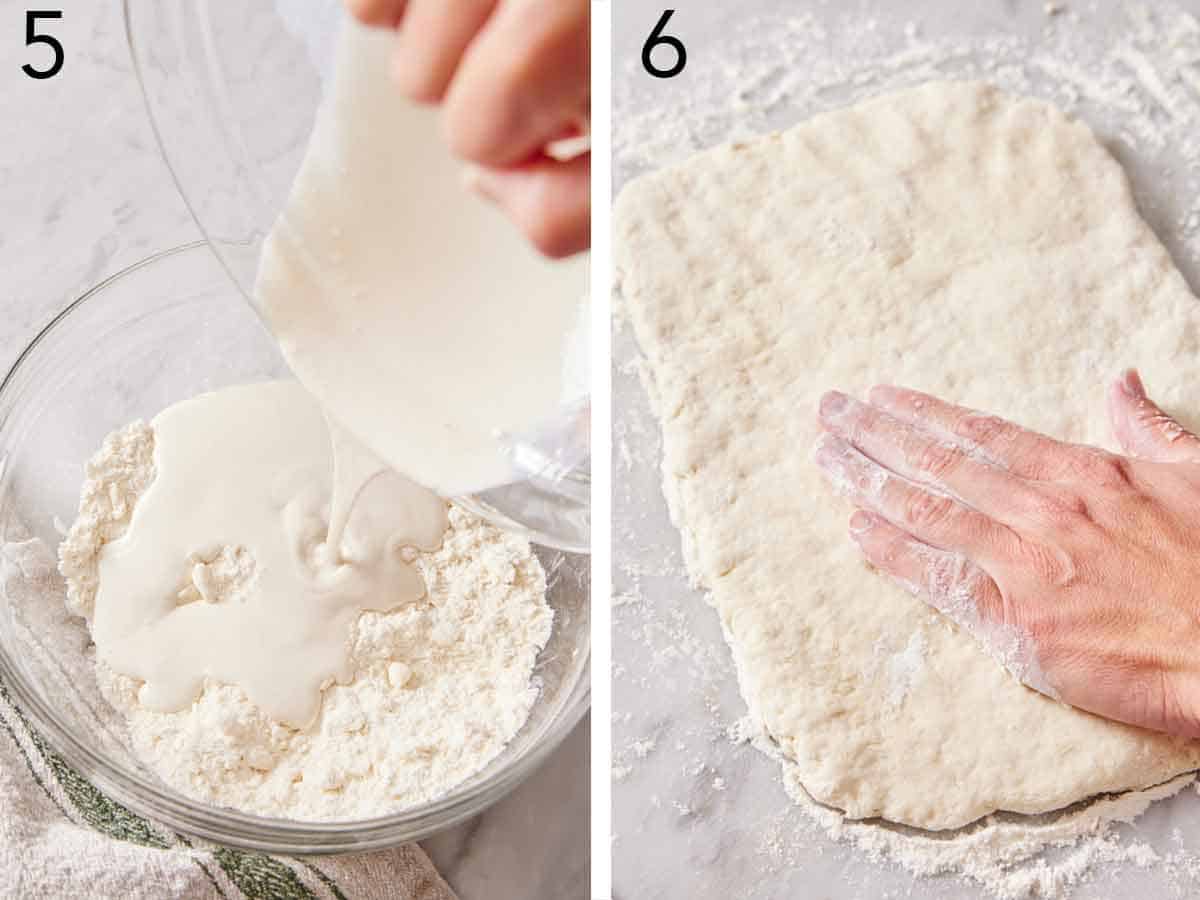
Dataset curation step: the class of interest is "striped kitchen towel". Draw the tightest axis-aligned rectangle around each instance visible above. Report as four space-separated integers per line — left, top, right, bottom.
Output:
0 676 457 900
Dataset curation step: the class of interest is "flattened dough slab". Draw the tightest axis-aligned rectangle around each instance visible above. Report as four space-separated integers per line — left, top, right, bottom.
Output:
615 81 1200 830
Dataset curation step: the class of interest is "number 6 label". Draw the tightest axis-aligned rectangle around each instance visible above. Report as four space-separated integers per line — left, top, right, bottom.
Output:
642 10 686 80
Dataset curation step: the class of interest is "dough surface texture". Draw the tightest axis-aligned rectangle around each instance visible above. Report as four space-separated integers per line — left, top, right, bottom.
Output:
614 81 1200 830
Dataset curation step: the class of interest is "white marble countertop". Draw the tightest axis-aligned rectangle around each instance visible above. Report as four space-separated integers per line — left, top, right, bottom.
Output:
0 1 587 897
612 1 1200 899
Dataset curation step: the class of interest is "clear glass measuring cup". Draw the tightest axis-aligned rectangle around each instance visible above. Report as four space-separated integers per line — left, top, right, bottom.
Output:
124 0 590 553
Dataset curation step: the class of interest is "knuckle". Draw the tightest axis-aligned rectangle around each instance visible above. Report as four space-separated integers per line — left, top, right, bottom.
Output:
1023 542 1079 588
853 404 877 431
993 588 1041 638
1070 449 1134 489
1023 610 1057 646
897 388 930 415
880 535 908 568
846 405 877 442
954 414 1009 447
448 2 587 165
511 0 589 65
1122 670 1178 733
397 66 446 104
903 492 955 531
525 216 577 259
915 441 963 479
1162 678 1200 737
345 0 394 25
517 190 585 258
866 384 892 406
1026 488 1089 529
445 119 485 165
446 91 521 163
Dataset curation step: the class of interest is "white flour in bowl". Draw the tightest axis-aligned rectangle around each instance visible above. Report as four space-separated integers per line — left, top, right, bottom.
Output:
56 415 553 821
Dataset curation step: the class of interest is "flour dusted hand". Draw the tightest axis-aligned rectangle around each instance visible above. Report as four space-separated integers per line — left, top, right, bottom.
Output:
817 371 1200 737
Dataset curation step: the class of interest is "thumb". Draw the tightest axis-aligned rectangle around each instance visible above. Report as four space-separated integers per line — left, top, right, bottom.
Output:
463 153 590 259
1108 369 1200 463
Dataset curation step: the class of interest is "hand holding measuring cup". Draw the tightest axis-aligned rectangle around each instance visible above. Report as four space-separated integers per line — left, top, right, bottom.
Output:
345 0 591 258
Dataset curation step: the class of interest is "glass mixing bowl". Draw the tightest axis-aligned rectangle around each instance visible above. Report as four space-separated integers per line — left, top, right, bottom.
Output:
0 243 590 852
123 0 590 553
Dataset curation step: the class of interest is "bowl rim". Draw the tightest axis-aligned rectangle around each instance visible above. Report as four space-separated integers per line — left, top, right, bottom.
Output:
0 242 590 853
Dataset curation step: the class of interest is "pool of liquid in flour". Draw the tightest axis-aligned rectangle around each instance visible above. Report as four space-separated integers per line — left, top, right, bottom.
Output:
92 380 448 728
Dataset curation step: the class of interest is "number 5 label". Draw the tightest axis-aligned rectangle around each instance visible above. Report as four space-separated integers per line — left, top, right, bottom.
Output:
23 10 64 80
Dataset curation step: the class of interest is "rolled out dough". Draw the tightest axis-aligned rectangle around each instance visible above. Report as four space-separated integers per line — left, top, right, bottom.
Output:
615 81 1200 830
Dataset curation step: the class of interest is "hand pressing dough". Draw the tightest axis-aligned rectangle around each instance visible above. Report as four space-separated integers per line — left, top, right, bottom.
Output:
615 81 1200 830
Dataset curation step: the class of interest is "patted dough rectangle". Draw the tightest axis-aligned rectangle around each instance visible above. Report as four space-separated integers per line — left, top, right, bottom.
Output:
615 81 1200 830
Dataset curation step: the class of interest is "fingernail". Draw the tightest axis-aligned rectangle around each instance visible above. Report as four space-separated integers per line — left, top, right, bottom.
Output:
1118 369 1146 399
849 511 875 535
820 391 850 419
813 435 851 488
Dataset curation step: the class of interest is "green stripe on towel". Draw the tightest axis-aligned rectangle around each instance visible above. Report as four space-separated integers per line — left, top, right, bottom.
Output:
213 848 321 900
1 676 351 900
0 679 169 849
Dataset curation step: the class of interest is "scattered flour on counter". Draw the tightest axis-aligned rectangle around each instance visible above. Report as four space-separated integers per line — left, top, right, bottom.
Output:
630 738 656 759
56 419 553 821
741 707 1199 900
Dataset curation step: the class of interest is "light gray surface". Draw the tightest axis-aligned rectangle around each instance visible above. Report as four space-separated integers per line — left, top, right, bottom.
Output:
612 2 1200 899
0 1 586 897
